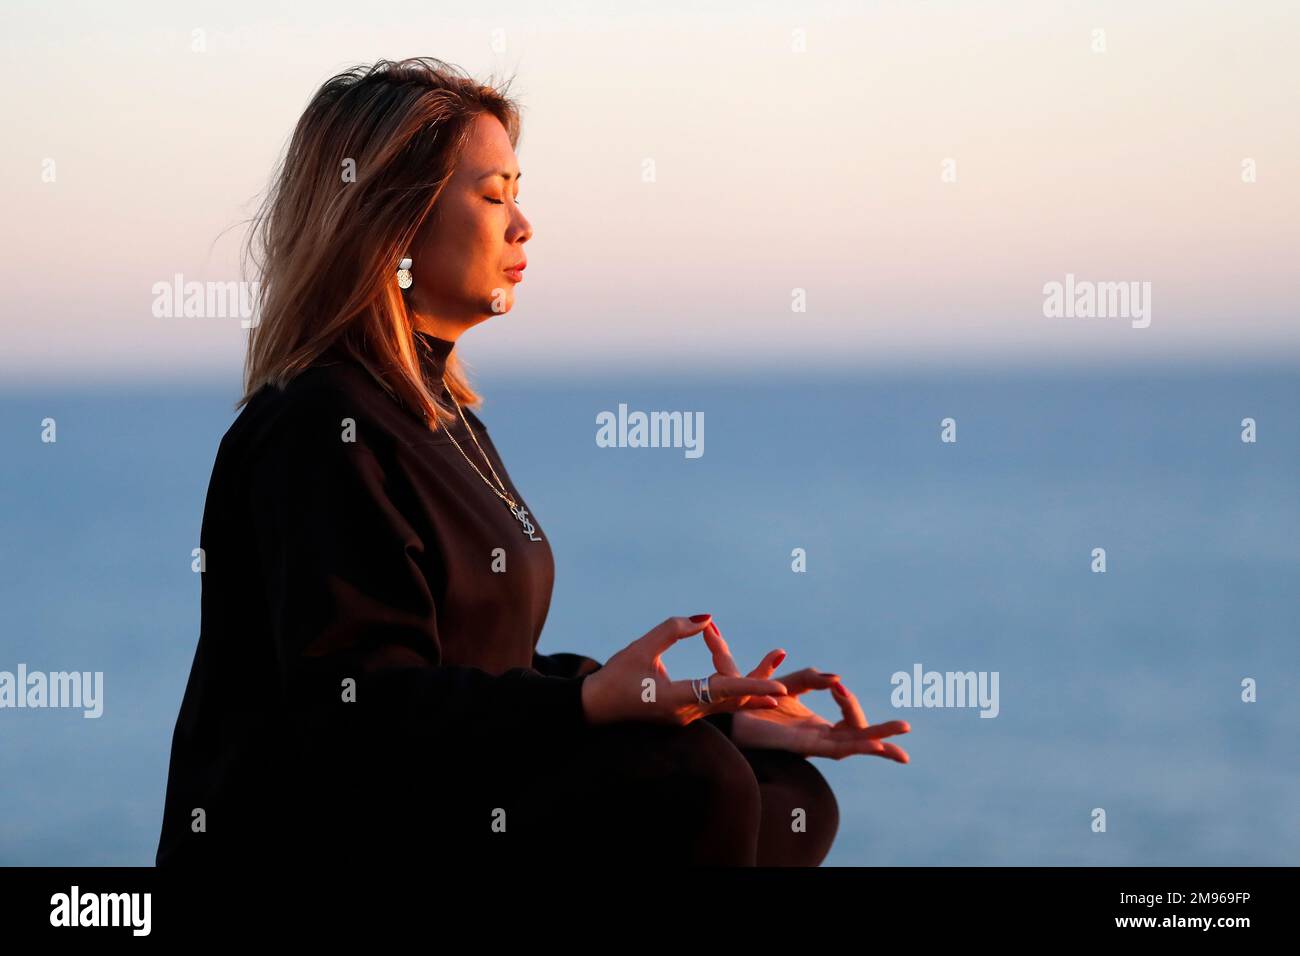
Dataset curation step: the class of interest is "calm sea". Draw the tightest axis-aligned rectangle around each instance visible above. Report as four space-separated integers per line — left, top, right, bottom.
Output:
2 365 1297 865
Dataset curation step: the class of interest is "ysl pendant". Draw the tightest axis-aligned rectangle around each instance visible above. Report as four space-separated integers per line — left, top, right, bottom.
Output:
509 500 543 541
438 383 543 543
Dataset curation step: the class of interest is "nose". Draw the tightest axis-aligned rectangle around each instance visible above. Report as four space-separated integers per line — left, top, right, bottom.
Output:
510 204 533 244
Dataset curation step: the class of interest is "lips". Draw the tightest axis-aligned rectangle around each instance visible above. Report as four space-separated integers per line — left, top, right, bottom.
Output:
504 261 526 282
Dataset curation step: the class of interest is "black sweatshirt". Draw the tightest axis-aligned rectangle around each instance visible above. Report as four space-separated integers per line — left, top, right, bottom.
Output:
155 331 622 866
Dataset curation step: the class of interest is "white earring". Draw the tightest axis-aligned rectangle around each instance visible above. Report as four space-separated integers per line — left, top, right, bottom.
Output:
396 256 414 290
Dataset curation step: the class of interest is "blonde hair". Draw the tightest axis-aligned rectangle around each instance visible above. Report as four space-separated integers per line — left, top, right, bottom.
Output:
237 56 522 430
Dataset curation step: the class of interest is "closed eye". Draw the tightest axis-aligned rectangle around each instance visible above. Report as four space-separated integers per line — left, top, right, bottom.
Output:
485 197 521 206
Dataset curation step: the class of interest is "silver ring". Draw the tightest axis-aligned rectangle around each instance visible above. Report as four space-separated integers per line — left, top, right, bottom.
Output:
691 676 712 705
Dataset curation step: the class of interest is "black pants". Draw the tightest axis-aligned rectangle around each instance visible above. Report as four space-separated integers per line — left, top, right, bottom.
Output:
191 718 838 870
475 717 840 867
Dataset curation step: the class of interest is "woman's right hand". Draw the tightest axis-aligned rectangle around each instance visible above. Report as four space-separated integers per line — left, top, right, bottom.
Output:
579 614 788 727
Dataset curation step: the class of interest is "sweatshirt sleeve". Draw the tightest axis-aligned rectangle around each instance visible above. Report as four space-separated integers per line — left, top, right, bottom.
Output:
530 647 727 736
247 390 591 766
530 653 732 737
530 650 603 679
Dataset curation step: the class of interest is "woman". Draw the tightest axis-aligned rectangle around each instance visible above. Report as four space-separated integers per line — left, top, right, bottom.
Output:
156 56 910 869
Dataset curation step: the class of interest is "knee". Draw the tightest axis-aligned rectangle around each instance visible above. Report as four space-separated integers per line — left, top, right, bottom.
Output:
748 750 840 866
621 719 763 864
680 720 763 811
787 757 840 851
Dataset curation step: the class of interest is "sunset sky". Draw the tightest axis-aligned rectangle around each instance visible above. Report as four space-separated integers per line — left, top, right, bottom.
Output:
2 0 1296 383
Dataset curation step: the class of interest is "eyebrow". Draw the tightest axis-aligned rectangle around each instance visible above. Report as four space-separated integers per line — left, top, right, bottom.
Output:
477 170 522 183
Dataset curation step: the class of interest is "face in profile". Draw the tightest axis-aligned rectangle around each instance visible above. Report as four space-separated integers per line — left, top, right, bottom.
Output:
407 112 533 329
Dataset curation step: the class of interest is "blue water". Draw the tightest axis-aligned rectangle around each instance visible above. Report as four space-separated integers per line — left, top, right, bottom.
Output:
2 365 1297 865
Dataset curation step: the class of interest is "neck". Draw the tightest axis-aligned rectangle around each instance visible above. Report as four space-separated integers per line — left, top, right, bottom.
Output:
412 314 469 344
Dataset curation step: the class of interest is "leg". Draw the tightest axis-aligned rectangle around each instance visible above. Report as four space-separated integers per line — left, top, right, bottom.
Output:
496 718 764 866
738 747 839 866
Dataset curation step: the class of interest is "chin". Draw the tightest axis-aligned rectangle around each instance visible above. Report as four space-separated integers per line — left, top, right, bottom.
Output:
486 291 516 315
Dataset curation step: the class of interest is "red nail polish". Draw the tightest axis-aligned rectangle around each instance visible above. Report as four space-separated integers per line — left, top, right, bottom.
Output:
774 652 787 665
689 613 711 622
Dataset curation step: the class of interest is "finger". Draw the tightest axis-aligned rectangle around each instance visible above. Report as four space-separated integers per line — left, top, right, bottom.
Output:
709 675 789 702
826 739 903 763
745 647 787 681
816 735 884 760
832 733 908 763
639 615 714 658
776 667 840 696
701 621 742 676
737 695 780 710
672 675 787 708
860 741 909 763
730 648 786 714
856 719 911 739
829 680 869 729
879 742 909 763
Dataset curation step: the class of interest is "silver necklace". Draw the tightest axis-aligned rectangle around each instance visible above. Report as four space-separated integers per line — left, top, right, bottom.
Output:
438 379 542 542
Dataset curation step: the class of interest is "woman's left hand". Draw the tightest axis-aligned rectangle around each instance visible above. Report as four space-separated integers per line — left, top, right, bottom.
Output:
703 622 911 762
